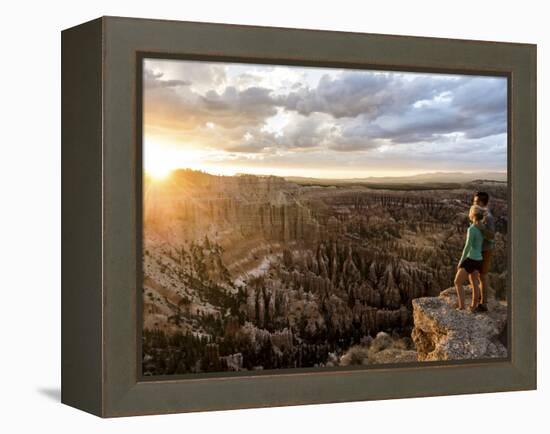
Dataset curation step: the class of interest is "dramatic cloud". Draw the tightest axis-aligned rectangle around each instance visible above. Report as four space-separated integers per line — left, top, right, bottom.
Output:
143 58 507 177
144 69 191 89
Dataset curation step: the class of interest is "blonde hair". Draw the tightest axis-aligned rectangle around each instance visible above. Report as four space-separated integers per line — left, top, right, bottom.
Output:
469 205 485 223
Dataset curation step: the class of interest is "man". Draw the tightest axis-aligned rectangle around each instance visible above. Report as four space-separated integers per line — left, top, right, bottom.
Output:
471 191 495 312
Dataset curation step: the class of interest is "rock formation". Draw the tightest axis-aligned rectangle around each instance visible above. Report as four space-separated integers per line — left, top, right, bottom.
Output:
412 287 508 361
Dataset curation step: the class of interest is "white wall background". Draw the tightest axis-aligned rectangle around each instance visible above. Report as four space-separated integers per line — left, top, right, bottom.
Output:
0 0 546 432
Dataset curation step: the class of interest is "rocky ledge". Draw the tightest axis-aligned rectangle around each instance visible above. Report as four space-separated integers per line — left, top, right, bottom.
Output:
412 287 508 361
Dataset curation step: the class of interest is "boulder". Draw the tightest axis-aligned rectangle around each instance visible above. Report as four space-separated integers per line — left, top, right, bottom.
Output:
339 345 370 366
369 331 393 353
368 348 417 364
412 287 508 361
339 331 417 366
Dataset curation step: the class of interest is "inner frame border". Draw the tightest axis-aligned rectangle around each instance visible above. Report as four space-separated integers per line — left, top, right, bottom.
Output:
135 51 513 383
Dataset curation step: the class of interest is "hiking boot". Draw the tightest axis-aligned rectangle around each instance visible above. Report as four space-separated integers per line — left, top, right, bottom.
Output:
474 304 488 313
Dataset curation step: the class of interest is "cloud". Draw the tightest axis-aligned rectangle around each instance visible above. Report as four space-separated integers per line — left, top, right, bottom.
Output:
278 71 456 119
143 66 279 151
143 59 507 174
144 69 191 89
199 86 276 121
277 72 507 147
144 59 227 93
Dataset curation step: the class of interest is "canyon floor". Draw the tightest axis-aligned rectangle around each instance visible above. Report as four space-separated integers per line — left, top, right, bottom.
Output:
141 169 508 376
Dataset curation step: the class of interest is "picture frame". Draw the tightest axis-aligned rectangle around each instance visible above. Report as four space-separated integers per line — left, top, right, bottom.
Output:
61 16 537 417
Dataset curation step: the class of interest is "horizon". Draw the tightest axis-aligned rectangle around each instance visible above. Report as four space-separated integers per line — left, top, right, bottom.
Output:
145 166 507 182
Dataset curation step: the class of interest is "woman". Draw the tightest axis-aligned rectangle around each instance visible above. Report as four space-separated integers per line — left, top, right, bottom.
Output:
454 205 485 311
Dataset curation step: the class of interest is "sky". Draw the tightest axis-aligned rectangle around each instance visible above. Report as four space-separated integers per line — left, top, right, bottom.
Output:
143 58 507 179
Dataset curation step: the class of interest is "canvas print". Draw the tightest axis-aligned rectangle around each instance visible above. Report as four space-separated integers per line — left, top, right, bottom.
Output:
140 58 508 376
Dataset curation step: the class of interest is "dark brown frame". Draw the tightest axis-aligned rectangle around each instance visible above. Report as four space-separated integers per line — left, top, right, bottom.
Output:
62 16 537 417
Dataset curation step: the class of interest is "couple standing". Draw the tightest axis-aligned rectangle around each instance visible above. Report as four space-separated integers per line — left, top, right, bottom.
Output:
454 192 495 312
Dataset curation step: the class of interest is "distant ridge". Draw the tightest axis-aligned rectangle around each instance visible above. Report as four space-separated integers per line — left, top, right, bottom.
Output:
285 171 507 185
149 168 507 185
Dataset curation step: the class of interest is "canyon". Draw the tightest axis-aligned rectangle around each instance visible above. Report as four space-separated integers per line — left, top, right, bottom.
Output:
142 169 508 375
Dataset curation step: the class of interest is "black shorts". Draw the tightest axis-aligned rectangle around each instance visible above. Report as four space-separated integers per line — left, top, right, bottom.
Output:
459 258 483 274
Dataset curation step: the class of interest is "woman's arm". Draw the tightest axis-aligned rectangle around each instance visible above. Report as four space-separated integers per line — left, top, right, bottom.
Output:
459 226 472 266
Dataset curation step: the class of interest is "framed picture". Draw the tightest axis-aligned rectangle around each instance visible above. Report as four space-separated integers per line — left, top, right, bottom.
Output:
61 16 537 417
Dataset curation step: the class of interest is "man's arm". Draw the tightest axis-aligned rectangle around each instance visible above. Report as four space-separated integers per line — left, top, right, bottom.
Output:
480 214 496 240
479 225 495 240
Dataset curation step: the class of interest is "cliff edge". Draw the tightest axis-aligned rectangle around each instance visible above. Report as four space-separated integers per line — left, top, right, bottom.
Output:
412 287 508 361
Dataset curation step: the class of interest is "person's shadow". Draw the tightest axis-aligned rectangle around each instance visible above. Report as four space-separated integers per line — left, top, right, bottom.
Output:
37 387 61 402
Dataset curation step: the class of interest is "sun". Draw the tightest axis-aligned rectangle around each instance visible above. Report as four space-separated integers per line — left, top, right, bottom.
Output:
145 163 173 181
143 139 178 180
144 137 215 179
